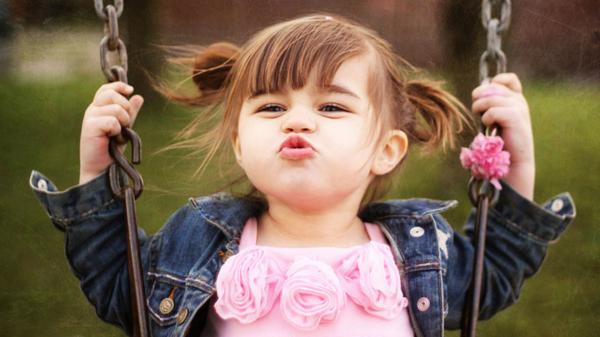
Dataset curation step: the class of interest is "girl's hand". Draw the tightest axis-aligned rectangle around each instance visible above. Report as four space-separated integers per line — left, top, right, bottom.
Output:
471 73 535 200
79 82 144 185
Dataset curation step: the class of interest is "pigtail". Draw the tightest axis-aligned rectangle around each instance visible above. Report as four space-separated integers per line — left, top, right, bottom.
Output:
405 79 474 152
152 42 241 179
153 42 240 107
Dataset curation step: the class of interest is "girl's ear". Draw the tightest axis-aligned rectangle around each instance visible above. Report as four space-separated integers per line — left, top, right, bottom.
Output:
371 130 408 176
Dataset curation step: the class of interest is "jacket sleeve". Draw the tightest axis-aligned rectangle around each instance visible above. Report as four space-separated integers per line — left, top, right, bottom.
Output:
29 169 154 336
442 179 576 329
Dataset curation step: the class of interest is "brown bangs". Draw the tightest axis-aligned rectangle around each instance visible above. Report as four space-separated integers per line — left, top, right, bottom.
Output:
232 16 368 101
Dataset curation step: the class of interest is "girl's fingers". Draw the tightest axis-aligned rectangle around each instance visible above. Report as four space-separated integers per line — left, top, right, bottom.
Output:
94 81 134 100
481 107 514 128
471 82 511 101
490 73 522 93
127 95 144 126
89 104 131 127
84 115 122 137
471 73 522 102
471 95 516 115
89 84 144 127
93 89 132 111
480 106 526 128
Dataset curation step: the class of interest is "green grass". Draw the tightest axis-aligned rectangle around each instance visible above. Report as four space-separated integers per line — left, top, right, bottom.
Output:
1 76 598 336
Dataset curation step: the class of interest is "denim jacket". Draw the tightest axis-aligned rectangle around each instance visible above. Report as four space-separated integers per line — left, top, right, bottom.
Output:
29 169 575 337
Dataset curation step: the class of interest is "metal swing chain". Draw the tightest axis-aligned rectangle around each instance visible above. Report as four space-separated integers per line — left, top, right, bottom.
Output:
94 1 149 336
462 1 511 336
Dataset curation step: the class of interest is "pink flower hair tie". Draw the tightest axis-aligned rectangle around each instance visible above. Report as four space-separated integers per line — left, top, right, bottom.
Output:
460 132 510 190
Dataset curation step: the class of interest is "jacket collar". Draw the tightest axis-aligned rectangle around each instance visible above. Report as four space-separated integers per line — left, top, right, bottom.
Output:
191 192 458 240
358 198 458 219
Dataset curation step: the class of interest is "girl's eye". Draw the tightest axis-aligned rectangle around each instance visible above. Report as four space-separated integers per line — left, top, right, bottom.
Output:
257 104 285 113
320 104 348 113
256 103 348 114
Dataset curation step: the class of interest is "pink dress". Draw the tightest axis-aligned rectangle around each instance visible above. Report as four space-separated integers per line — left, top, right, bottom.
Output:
200 217 415 337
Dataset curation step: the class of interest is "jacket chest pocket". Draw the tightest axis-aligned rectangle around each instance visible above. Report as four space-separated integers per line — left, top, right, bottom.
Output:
147 278 186 327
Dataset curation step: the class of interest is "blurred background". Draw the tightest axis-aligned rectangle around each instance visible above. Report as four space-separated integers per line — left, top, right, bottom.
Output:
1 0 598 336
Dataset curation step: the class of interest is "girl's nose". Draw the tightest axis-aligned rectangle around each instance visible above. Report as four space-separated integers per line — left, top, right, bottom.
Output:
281 107 316 133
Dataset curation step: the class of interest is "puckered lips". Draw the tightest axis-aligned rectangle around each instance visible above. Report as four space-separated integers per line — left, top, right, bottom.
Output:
279 135 315 160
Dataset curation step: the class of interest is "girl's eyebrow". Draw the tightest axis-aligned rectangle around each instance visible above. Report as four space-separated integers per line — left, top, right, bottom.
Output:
247 84 360 101
322 84 360 99
248 89 286 101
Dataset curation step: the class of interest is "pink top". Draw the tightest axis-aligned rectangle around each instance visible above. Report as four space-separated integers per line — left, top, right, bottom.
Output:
200 218 414 337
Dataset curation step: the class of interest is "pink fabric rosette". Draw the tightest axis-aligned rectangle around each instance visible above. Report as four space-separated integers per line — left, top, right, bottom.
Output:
280 257 346 330
336 243 408 319
214 247 285 323
460 132 510 190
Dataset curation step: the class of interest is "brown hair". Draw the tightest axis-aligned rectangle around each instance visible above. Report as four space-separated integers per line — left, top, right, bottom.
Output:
154 14 473 206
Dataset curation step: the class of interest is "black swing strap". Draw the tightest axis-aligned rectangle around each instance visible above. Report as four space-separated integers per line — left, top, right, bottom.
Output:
94 1 149 336
461 1 511 336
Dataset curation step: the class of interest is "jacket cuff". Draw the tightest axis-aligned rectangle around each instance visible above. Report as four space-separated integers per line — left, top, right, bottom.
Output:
29 170 121 230
489 179 576 243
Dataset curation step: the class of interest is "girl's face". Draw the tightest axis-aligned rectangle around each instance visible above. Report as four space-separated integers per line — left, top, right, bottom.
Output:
233 53 407 211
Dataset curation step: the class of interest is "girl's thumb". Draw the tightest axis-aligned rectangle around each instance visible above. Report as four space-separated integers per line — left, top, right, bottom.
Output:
129 95 144 126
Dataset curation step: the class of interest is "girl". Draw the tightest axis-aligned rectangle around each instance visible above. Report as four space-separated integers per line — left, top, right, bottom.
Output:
30 14 575 337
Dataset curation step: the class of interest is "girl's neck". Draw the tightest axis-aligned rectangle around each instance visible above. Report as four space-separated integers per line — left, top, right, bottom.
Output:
256 195 370 248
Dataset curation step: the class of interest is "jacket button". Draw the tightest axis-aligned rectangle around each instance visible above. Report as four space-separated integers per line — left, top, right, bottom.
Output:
159 297 175 315
551 198 564 212
37 179 48 191
410 226 425 238
417 297 430 312
176 307 189 325
219 250 234 263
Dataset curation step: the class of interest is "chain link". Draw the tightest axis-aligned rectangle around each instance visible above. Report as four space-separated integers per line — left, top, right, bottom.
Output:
105 4 120 50
94 1 148 336
97 2 128 83
479 0 510 138
462 2 512 336
94 0 124 20
481 0 511 32
479 0 511 84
